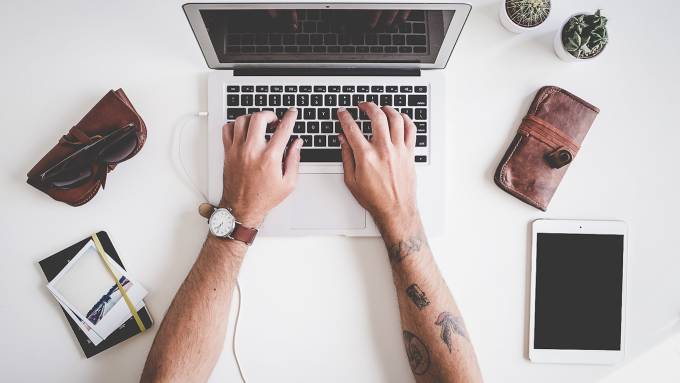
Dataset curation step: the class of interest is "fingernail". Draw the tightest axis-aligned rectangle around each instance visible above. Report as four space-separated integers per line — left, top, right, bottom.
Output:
296 139 303 150
337 107 346 113
289 107 297 112
338 134 345 145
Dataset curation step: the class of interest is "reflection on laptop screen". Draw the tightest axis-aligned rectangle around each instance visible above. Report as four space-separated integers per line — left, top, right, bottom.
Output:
199 8 455 64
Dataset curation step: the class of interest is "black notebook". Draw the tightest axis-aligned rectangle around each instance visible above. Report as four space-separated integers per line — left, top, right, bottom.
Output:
38 231 153 358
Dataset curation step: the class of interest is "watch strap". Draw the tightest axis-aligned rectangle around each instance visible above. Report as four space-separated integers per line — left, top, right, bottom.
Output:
231 223 258 245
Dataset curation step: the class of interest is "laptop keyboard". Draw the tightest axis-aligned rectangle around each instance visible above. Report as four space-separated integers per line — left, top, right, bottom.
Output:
225 9 428 55
225 84 429 163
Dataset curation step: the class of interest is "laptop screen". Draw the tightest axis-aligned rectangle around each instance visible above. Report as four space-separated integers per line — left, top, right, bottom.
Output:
198 8 455 64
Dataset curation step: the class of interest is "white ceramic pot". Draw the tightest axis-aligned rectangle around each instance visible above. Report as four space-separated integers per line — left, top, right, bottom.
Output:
499 0 550 33
553 13 607 62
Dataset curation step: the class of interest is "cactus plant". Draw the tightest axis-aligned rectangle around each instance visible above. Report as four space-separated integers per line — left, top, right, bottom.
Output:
505 0 551 28
561 10 609 59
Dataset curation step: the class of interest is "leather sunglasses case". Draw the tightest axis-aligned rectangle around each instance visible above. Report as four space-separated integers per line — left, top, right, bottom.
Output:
494 86 599 211
27 89 147 206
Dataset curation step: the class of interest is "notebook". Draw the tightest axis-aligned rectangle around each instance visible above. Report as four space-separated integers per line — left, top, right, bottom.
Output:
38 231 153 358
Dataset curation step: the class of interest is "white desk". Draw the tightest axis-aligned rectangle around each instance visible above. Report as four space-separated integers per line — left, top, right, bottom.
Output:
1 1 679 382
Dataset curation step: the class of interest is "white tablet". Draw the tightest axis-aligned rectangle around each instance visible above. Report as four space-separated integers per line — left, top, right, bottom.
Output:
529 219 628 364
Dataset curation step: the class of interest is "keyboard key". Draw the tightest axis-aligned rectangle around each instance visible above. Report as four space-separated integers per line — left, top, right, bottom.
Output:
379 34 391 45
386 86 399 93
283 94 295 106
385 46 398 53
399 46 412 53
297 94 309 106
321 121 334 133
304 108 316 120
256 85 268 92
324 34 337 45
241 94 253 106
357 46 369 53
352 94 365 105
299 86 312 92
294 121 305 133
407 35 426 45
328 135 340 147
324 94 337 106
339 94 351 106
262 107 274 112
285 85 297 92
314 85 326 92
401 108 413 119
329 85 341 92
367 94 379 104
318 108 330 119
415 108 427 120
248 108 260 114
227 108 246 120
342 86 355 92
358 85 370 92
359 110 368 120
227 94 239 106
296 34 310 45
400 86 413 93
416 135 427 147
300 149 342 162
371 86 384 93
265 123 275 133
227 85 240 92
255 94 267 106
347 107 358 120
314 135 326 147
310 34 323 45
413 23 426 34
335 121 343 133
311 94 323 106
408 95 427 106
307 121 320 133
415 155 427 163
269 94 281 106
415 86 427 93
380 95 392 106
370 46 384 53
241 86 254 92
328 46 340 53
414 46 426 53
342 46 355 53
331 108 339 119
362 121 372 133
270 85 283 92
366 33 378 45
415 122 427 133
275 108 287 118
301 135 313 147
394 94 406 106
393 35 405 45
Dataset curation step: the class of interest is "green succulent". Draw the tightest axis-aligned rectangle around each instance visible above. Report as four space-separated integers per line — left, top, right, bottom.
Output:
562 10 609 59
506 0 551 28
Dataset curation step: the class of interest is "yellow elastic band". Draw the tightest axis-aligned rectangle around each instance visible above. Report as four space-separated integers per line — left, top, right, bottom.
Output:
91 233 146 333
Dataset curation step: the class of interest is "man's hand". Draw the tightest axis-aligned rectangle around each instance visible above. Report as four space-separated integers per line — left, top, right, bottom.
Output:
337 102 418 234
221 108 302 227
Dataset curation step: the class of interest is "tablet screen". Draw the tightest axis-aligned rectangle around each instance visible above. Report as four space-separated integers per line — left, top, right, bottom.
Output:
534 233 624 350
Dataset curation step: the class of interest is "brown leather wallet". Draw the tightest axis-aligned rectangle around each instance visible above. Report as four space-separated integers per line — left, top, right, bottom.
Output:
494 86 599 211
27 89 147 206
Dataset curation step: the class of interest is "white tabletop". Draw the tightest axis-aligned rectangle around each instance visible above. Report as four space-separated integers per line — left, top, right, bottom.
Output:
1 1 679 382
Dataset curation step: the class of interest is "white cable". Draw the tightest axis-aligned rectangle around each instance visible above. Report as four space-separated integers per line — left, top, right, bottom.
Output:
172 112 248 382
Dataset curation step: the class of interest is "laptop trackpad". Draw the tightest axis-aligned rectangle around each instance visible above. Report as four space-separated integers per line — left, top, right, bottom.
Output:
291 174 366 230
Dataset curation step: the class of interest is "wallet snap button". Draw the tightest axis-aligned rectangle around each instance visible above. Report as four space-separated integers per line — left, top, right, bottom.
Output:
545 147 573 169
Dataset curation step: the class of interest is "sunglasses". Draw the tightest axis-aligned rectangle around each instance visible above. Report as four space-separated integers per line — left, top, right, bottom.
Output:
37 123 140 189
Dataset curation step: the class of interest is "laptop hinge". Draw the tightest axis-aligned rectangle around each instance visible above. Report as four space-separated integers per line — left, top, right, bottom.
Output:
233 67 421 77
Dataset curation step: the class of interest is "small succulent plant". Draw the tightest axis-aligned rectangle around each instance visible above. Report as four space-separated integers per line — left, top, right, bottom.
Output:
562 10 609 59
505 0 551 28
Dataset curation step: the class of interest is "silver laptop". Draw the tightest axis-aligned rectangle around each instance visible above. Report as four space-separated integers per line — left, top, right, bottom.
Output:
183 3 471 236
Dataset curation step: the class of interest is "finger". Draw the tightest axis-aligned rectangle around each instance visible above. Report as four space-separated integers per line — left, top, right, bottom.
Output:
198 203 214 219
339 134 356 187
402 112 416 150
396 10 411 24
270 107 298 155
282 10 299 32
246 111 277 146
233 115 251 144
358 102 389 144
337 107 369 152
381 106 404 145
222 122 234 149
283 138 303 187
366 10 382 30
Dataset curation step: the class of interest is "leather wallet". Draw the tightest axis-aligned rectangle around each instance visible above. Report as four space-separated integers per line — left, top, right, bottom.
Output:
494 86 599 211
27 89 147 206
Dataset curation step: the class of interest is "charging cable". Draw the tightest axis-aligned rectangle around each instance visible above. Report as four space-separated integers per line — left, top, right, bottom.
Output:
172 112 248 383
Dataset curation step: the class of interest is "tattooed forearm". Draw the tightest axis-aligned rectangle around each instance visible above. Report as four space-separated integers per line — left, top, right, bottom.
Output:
435 312 469 353
405 283 430 310
387 236 424 264
403 330 430 375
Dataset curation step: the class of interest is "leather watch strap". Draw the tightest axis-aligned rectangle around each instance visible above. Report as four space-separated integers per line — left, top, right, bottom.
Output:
231 224 258 245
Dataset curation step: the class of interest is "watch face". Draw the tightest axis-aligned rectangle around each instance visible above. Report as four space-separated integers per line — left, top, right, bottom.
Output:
209 208 236 237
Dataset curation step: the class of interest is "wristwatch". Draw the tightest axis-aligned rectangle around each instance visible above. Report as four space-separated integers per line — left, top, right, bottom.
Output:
207 207 258 245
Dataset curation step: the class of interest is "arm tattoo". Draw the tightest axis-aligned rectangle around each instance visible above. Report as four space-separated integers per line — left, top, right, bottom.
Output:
434 312 469 353
405 284 430 310
387 236 424 265
403 330 430 375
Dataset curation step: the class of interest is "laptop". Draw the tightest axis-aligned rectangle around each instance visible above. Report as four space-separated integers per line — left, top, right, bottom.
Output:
183 3 471 236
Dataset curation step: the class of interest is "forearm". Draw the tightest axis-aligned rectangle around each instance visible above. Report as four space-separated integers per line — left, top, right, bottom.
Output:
141 236 247 383
378 215 483 383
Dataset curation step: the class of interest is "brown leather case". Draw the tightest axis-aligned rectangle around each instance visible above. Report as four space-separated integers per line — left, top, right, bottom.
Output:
494 86 599 211
27 89 147 206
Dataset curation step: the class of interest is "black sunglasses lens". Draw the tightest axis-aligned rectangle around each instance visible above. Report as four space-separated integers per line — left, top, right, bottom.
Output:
99 133 138 163
46 165 93 188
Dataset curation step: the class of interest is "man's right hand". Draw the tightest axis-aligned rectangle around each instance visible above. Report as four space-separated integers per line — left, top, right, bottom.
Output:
337 102 419 235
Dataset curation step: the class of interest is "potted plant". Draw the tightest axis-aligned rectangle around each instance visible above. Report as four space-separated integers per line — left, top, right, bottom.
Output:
554 10 609 62
499 0 551 33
